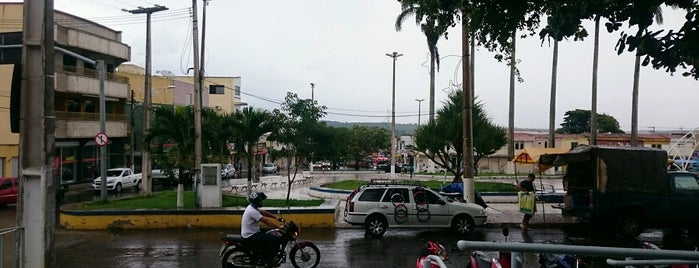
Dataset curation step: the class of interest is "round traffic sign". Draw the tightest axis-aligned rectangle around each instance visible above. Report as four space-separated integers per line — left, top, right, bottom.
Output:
95 132 109 147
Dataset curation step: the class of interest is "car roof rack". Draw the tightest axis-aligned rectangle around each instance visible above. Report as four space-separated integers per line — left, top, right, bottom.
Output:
368 178 422 186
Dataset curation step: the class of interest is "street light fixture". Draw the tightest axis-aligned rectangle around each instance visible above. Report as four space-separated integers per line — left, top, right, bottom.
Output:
415 98 425 127
386 51 403 179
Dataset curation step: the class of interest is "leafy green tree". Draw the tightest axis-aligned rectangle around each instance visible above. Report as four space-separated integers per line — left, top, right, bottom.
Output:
347 125 390 170
557 109 624 134
413 91 506 182
270 92 327 204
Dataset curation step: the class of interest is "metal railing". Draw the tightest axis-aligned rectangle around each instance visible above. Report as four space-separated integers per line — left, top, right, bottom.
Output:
0 227 23 268
457 240 699 268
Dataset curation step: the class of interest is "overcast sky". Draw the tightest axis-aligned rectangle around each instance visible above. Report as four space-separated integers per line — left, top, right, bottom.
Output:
37 0 699 132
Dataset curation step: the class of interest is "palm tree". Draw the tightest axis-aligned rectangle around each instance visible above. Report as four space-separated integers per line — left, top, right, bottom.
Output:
631 5 664 146
549 39 559 148
231 107 276 195
590 16 600 145
395 3 449 123
148 106 195 207
507 30 517 160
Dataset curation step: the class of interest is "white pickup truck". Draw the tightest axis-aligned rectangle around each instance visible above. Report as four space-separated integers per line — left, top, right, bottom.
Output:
91 167 142 193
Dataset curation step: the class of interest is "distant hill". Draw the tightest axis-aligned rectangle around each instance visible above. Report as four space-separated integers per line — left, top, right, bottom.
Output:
323 121 417 136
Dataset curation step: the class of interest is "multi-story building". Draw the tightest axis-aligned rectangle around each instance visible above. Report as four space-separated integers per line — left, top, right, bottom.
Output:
0 3 130 183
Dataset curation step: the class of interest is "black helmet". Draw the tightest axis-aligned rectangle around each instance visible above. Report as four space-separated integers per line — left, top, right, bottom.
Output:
248 192 267 208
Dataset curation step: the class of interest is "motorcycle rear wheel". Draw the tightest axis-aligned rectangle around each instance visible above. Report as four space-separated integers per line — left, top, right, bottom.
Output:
221 249 257 268
289 243 321 268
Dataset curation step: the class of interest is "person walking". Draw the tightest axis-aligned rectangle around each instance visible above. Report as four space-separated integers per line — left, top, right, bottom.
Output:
516 173 537 231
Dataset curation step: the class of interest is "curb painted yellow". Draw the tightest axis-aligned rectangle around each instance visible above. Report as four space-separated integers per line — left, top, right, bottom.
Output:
60 206 338 230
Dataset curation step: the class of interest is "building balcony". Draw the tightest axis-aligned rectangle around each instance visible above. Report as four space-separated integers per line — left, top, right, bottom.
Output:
55 112 128 139
55 67 128 99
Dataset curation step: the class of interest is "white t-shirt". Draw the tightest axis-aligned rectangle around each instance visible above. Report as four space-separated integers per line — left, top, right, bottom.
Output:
241 204 263 238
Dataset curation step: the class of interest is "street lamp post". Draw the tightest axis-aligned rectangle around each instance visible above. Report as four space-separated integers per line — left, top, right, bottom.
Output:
310 82 315 102
386 51 403 179
415 98 425 127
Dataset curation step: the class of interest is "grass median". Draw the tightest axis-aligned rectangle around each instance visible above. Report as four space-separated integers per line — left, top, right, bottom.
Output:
79 191 324 210
323 180 518 192
76 180 516 210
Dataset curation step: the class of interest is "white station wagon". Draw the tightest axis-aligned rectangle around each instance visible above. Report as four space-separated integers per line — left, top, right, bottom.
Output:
344 179 487 237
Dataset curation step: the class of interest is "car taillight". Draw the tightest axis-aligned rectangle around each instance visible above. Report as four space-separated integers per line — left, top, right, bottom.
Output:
588 189 595 208
349 201 354 212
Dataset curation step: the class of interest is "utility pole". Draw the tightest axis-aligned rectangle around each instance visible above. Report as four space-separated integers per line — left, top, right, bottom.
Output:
386 52 403 179
310 82 315 102
194 0 210 204
130 89 135 172
461 12 475 203
126 5 168 195
415 98 424 127
20 1 56 267
191 0 203 205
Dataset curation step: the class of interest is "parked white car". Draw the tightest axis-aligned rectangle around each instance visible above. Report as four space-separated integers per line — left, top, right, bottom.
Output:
344 179 487 237
261 163 278 173
221 164 237 179
91 167 141 193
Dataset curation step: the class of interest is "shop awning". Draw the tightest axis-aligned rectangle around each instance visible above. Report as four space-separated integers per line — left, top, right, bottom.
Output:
512 147 571 171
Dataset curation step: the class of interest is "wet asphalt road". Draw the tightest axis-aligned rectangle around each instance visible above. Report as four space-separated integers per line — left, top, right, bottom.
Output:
1 203 698 268
52 224 699 268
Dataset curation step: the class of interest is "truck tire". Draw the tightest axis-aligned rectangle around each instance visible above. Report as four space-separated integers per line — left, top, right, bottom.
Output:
616 211 644 238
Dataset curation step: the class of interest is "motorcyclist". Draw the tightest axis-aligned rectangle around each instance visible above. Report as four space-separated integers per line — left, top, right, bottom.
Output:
242 192 283 267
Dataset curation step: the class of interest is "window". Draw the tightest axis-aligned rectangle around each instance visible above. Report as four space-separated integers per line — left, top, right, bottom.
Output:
674 175 699 191
235 85 241 97
382 188 410 203
209 85 224 94
571 142 579 149
424 190 444 204
67 99 81 112
84 100 96 113
0 179 11 190
358 188 386 202
11 157 18 177
0 157 4 177
514 142 524 150
185 93 192 105
651 144 662 149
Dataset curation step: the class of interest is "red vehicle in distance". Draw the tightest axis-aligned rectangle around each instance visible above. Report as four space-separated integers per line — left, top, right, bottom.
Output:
0 177 18 206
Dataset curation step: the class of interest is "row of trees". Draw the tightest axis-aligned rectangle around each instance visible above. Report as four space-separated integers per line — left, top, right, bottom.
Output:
144 92 391 204
394 0 697 185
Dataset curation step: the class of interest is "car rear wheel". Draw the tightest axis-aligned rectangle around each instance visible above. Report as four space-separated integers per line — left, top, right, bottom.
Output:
616 211 644 238
452 214 475 235
365 215 388 238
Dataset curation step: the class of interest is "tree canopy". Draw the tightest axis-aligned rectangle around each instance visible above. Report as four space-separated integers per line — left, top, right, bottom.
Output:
557 109 624 134
397 0 698 79
413 91 507 181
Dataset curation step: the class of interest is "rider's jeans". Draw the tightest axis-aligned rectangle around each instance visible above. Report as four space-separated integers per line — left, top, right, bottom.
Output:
246 232 280 267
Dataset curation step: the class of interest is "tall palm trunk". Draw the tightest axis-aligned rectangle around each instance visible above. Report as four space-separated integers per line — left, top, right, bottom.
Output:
631 54 640 146
548 41 559 148
507 31 516 160
590 16 600 145
429 54 436 122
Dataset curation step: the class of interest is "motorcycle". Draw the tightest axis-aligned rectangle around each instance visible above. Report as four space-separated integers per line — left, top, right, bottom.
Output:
466 227 511 268
415 240 449 268
219 219 321 268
